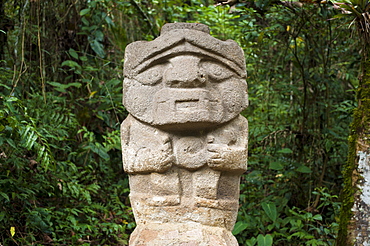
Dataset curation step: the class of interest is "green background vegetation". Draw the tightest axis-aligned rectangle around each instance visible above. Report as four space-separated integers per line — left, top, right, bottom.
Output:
0 0 364 245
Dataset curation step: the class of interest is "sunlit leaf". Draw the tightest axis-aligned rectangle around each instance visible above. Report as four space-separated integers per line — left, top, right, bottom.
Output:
232 221 248 235
61 60 81 69
313 214 323 221
262 202 277 222
10 226 15 237
80 8 90 16
278 148 293 154
257 234 273 246
89 91 98 98
296 165 312 173
269 161 284 170
68 48 79 59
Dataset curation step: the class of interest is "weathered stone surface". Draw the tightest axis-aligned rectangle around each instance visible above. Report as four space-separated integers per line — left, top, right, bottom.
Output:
129 223 239 246
121 22 248 245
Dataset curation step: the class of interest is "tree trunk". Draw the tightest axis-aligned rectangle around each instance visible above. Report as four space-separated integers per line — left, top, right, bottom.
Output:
337 55 370 245
0 0 6 60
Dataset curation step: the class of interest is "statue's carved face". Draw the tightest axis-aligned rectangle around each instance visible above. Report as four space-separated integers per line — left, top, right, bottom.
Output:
124 51 248 131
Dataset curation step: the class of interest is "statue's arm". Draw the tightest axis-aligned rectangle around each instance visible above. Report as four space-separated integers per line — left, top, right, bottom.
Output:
121 115 174 174
206 115 248 173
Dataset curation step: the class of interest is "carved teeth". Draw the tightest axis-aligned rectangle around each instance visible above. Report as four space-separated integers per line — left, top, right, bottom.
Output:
153 88 223 125
175 99 200 111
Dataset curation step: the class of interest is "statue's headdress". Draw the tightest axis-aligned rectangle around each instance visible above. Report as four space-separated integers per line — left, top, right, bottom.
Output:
124 23 246 78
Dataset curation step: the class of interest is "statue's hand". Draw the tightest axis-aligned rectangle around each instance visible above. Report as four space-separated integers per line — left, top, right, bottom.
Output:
206 136 247 173
207 143 229 166
123 134 174 174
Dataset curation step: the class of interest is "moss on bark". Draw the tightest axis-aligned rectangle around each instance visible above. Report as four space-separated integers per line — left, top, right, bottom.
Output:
337 57 370 245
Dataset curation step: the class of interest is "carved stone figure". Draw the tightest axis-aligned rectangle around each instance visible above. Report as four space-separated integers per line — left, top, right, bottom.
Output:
121 22 248 245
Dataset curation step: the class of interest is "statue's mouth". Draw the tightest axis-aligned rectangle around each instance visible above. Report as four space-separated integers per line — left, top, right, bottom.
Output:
152 88 223 127
175 99 200 111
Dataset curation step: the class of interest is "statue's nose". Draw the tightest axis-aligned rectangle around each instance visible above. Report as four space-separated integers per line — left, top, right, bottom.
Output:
164 56 206 88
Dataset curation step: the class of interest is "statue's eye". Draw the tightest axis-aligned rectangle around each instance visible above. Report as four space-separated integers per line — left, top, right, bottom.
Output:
201 61 234 81
135 63 167 85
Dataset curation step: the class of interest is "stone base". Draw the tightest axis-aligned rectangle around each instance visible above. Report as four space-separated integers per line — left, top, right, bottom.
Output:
129 223 238 246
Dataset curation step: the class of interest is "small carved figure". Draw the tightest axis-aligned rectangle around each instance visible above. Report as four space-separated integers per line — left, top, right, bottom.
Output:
121 23 248 245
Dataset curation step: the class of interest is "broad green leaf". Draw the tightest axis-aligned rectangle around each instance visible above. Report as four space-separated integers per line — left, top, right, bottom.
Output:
105 15 114 26
80 8 90 16
269 161 284 170
89 39 105 58
0 192 10 202
290 231 314 239
61 60 81 69
313 214 323 221
266 224 275 231
68 48 79 59
79 56 88 61
6 96 18 102
245 237 257 246
262 202 277 222
278 148 293 154
67 82 82 88
81 16 89 25
48 82 82 93
94 30 104 42
296 165 312 173
232 221 248 235
257 234 273 246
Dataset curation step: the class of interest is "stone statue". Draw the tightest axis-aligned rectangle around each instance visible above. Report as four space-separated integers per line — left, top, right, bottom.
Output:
121 23 248 245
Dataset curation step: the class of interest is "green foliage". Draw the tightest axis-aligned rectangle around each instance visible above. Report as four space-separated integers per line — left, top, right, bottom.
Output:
0 0 134 244
236 186 340 245
220 2 357 245
0 90 134 245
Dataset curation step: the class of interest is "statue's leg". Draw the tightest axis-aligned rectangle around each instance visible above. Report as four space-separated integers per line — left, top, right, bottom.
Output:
128 168 181 223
